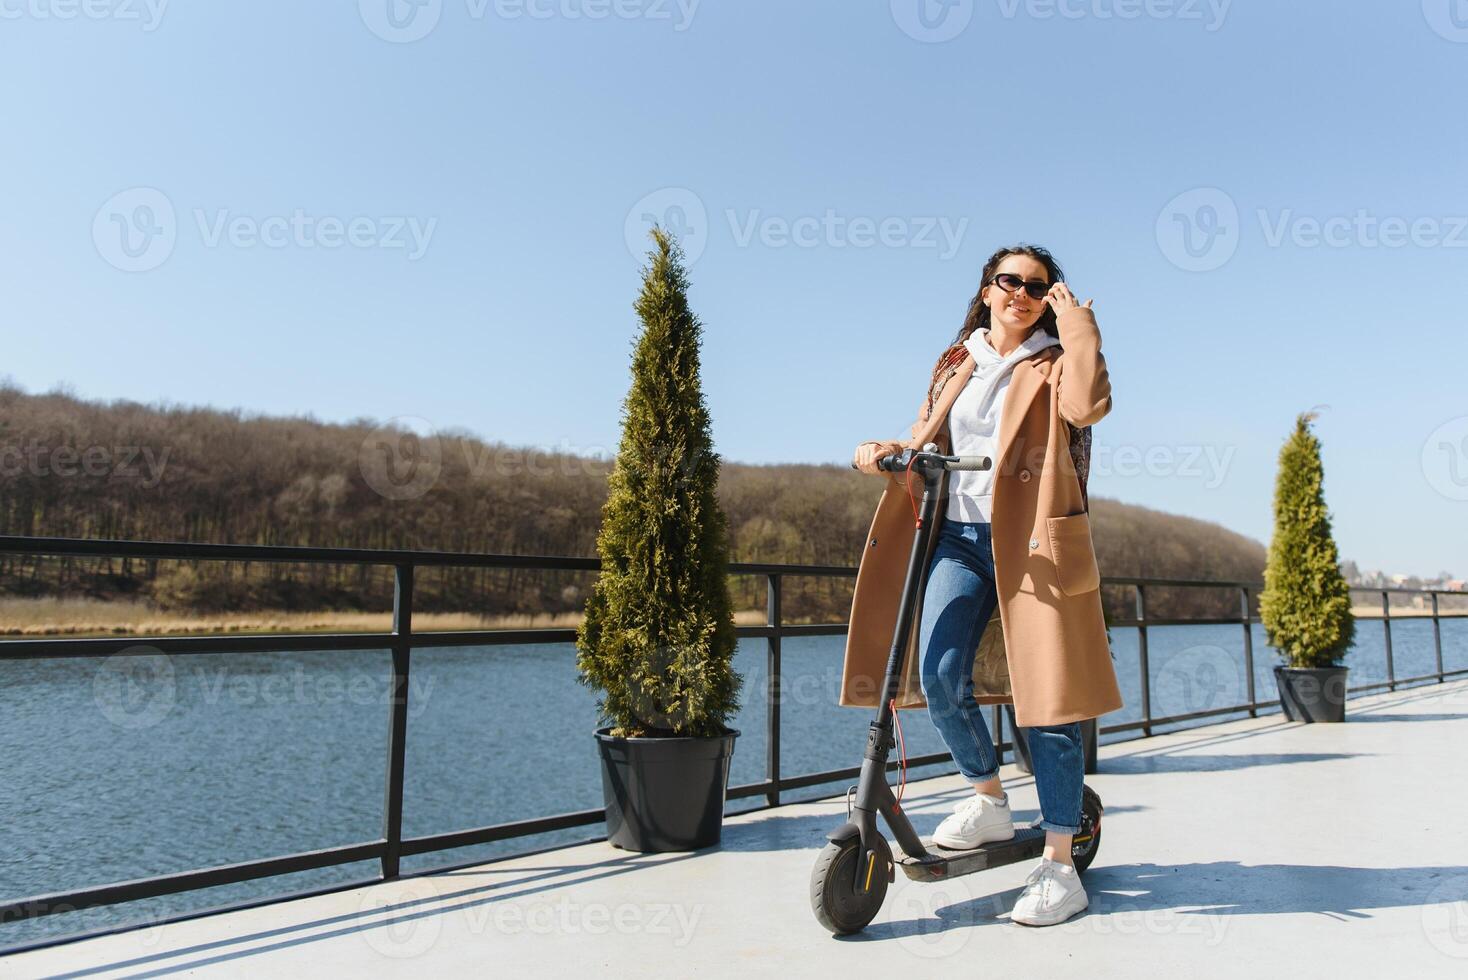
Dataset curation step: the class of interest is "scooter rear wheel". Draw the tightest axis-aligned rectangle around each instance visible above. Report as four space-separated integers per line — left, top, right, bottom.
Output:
1071 785 1104 874
810 838 890 935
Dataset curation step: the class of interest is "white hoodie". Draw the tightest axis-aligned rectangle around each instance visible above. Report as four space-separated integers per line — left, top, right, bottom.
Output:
945 325 1061 523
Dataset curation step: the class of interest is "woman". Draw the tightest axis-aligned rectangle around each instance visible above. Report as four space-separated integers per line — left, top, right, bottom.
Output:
849 244 1123 927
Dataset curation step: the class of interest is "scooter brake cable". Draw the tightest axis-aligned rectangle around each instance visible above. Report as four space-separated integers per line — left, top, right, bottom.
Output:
889 697 909 804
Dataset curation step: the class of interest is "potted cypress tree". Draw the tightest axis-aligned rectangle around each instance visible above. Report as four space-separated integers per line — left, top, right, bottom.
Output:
1260 411 1356 722
575 225 743 851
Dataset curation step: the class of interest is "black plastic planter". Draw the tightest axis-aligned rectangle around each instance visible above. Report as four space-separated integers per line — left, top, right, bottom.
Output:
1006 705 1099 775
1274 665 1349 722
594 726 739 852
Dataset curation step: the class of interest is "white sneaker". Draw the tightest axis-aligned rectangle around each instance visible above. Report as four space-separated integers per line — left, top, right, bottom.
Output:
931 791 1015 850
1010 857 1088 926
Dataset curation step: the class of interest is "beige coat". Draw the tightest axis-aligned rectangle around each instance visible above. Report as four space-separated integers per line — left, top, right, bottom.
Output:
838 306 1124 727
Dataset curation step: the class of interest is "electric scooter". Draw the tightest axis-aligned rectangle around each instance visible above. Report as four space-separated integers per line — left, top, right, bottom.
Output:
812 444 1103 935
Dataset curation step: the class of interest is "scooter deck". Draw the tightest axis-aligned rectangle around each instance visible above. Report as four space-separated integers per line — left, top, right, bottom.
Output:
896 824 1048 882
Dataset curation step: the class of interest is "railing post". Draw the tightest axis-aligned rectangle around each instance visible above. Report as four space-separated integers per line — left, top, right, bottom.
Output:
1431 591 1444 683
1382 590 1395 693
766 573 782 809
1135 584 1152 737
1241 586 1257 718
382 564 413 879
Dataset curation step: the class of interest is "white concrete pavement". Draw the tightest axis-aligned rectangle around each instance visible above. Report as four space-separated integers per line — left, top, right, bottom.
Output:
6 678 1468 979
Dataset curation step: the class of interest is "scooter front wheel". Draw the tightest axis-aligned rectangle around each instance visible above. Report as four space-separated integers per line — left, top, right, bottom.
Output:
810 838 890 935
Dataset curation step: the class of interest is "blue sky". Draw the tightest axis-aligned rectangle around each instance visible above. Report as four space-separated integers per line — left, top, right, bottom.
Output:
2 0 1465 576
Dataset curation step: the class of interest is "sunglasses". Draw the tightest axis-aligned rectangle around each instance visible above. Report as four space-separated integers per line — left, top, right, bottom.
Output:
987 272 1052 301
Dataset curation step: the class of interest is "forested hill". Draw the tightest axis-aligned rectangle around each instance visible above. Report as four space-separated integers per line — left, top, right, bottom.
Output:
0 384 1266 621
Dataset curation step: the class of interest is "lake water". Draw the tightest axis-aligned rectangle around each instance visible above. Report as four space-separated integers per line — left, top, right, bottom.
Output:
3 618 1463 949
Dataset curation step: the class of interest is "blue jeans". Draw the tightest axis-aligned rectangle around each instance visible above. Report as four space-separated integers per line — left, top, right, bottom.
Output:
916 518 1085 835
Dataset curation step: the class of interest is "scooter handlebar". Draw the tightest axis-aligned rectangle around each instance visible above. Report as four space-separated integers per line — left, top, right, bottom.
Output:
848 447 992 472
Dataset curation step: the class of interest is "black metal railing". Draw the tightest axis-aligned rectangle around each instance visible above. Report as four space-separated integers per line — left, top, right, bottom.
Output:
0 534 1463 934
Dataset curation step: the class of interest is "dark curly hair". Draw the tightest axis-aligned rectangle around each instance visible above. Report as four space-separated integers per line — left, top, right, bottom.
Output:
950 243 1066 347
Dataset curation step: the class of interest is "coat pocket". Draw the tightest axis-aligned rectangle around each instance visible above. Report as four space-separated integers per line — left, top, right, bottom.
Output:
1045 512 1101 596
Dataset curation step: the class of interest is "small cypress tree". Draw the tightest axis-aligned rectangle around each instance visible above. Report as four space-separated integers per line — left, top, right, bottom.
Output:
1259 411 1356 667
575 226 742 739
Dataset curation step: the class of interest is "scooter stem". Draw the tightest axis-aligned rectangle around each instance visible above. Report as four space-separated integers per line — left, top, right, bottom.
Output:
846 450 951 872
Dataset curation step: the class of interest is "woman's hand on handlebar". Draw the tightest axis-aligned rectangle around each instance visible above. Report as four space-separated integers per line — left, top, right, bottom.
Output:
852 440 904 475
